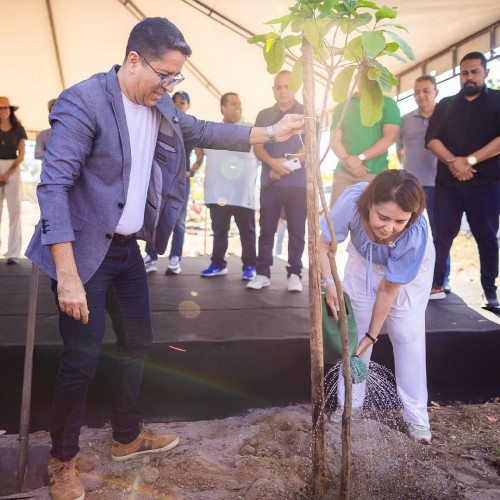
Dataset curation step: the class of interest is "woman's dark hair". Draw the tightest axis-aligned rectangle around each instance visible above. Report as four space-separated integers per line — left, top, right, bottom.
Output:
125 17 192 61
7 109 22 132
357 170 426 227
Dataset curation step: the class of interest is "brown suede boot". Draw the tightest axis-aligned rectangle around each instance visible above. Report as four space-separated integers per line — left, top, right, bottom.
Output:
111 423 179 462
47 456 85 500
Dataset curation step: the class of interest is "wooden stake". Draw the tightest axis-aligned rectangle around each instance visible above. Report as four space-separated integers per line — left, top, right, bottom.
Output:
302 38 326 499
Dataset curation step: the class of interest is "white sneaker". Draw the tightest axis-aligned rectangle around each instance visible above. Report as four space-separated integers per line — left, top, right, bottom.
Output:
287 274 303 292
247 275 270 290
166 256 181 275
144 255 157 273
406 423 432 444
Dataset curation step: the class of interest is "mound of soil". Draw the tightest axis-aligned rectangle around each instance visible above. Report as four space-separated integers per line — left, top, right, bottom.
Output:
6 399 498 499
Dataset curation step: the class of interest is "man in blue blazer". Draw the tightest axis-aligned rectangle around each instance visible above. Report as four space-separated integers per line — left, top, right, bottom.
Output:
26 17 303 500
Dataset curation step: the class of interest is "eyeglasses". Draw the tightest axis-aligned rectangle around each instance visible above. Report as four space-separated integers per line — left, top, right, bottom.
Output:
137 52 185 89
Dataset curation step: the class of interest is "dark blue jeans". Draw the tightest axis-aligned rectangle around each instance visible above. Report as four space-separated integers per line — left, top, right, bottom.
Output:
423 186 450 284
50 239 153 461
207 204 256 269
146 179 190 260
256 185 307 278
433 182 500 295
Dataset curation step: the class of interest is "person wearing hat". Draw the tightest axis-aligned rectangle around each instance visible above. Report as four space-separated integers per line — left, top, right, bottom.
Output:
35 98 57 161
0 96 26 264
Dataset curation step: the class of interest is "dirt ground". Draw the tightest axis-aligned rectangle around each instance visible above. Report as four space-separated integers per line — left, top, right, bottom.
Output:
2 212 499 499
8 398 499 499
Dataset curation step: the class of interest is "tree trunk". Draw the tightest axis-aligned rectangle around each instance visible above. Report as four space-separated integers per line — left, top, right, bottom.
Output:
302 38 326 499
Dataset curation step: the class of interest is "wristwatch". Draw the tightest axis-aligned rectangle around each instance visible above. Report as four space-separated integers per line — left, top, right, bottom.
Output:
266 125 277 143
466 156 477 166
358 153 366 161
321 278 335 289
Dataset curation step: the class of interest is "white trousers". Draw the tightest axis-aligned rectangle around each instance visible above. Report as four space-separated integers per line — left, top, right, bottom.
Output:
337 237 435 427
0 159 22 259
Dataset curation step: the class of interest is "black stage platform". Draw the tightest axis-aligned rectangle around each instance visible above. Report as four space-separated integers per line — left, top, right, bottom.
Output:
1 257 499 434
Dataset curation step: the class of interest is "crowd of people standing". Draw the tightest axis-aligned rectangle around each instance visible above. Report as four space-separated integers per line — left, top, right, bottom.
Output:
1 17 498 495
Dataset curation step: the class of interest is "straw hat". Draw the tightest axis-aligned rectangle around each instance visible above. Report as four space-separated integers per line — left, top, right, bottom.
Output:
0 96 19 111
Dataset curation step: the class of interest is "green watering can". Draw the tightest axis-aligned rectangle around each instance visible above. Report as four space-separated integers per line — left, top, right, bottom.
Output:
322 290 369 384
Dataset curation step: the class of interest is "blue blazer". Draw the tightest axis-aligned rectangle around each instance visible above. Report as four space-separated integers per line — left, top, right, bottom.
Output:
26 66 251 283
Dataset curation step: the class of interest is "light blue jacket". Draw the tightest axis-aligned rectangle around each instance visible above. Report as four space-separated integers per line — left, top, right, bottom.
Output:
26 66 251 283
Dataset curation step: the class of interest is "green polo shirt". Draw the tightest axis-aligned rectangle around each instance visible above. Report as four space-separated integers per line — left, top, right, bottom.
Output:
331 95 401 174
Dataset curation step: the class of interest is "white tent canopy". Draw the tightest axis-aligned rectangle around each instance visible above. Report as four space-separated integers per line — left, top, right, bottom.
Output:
2 0 499 134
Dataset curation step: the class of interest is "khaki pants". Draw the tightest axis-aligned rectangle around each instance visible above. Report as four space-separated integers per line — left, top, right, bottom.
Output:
0 159 22 259
330 170 377 207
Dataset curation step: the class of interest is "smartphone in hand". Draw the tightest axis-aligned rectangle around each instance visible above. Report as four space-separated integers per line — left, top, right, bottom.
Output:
284 158 301 171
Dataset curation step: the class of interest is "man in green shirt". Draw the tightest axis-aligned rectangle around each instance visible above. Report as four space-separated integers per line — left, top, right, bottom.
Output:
329 92 401 206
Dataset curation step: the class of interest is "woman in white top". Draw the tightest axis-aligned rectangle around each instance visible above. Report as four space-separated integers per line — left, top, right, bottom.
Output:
319 170 434 443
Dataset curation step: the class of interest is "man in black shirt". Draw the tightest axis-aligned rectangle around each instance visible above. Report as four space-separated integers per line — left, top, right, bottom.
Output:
426 52 500 310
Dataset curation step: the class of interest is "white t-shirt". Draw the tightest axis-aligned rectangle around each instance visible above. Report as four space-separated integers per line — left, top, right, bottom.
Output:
115 94 160 235
203 120 259 209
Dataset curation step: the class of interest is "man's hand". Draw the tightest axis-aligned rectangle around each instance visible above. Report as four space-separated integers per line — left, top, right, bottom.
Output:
344 156 369 178
270 157 292 178
272 114 304 142
269 170 282 181
448 157 476 181
57 275 89 324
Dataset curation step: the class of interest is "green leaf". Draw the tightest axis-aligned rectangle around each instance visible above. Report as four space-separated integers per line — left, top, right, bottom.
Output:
382 50 407 63
290 18 304 33
375 5 397 23
289 59 303 91
344 36 363 61
341 12 372 33
367 67 381 80
332 67 355 102
345 0 359 8
358 0 382 9
265 15 290 26
303 18 321 46
341 18 356 35
355 12 373 26
386 30 415 61
316 16 336 35
313 41 330 63
361 31 386 58
368 60 393 91
360 71 384 126
378 22 408 31
264 38 286 74
247 32 278 45
384 41 399 52
331 46 347 56
282 34 302 49
319 0 340 16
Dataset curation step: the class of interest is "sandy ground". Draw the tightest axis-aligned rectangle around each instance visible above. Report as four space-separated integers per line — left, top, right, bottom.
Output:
2 398 498 499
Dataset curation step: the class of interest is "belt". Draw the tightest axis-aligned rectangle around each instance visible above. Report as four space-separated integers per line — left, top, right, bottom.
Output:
112 233 136 245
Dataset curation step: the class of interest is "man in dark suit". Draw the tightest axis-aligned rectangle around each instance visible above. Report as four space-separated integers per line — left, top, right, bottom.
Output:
26 17 303 500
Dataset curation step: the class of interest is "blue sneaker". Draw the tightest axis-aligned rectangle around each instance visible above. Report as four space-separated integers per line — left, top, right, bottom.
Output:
200 263 228 277
242 266 256 281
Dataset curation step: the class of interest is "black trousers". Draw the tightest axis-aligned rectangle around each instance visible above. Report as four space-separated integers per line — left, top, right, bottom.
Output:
433 182 500 295
208 204 257 269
